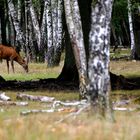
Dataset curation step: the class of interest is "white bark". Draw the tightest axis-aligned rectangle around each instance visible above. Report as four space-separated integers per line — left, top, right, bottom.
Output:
51 0 58 48
64 0 87 98
0 92 11 101
17 93 55 102
8 0 25 47
0 101 28 106
127 0 135 59
87 0 114 117
46 0 54 66
29 0 41 50
17 0 21 22
25 0 30 55
53 0 63 65
40 1 47 49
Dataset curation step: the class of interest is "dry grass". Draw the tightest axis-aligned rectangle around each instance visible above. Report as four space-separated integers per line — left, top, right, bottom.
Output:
0 58 140 140
0 111 140 140
110 60 140 77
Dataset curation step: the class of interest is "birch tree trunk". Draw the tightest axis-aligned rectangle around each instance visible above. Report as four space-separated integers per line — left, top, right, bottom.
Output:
87 0 114 118
40 0 47 50
8 16 15 46
46 0 54 66
17 0 21 22
53 0 63 66
64 0 88 98
29 0 41 50
8 0 25 48
25 0 30 56
127 0 135 59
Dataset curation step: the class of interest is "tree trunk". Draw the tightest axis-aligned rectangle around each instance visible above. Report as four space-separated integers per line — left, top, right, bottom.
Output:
87 0 113 118
29 0 41 50
133 4 140 59
8 0 25 48
58 0 91 84
57 29 78 83
53 0 63 66
0 0 7 45
46 0 54 66
63 0 88 97
127 0 135 59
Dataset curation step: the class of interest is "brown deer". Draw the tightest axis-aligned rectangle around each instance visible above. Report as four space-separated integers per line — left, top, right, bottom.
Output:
0 44 28 73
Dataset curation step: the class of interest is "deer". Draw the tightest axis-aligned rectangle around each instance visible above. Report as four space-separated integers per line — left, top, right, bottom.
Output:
0 44 28 73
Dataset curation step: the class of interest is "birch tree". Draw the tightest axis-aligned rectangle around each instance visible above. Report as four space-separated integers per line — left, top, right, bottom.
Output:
127 0 135 59
46 0 54 66
53 0 63 66
29 0 41 50
64 0 88 98
64 0 114 118
87 0 114 117
46 0 63 66
8 0 25 48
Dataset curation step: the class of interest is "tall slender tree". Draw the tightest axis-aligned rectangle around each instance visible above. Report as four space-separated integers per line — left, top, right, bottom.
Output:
8 0 25 49
64 0 88 98
87 0 114 118
64 0 114 118
127 0 135 59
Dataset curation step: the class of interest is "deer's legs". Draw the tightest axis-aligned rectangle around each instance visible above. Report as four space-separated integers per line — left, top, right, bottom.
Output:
6 60 9 74
11 60 14 73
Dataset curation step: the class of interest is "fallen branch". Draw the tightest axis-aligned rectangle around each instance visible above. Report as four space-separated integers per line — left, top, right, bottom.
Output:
0 92 11 101
20 109 55 115
0 100 28 106
20 100 89 116
17 93 55 102
113 107 137 111
52 100 87 108
55 103 90 124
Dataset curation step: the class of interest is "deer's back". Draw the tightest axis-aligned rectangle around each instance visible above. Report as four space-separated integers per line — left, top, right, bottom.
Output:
0 45 19 60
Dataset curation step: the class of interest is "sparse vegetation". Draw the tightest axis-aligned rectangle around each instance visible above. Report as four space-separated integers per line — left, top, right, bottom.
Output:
0 50 140 140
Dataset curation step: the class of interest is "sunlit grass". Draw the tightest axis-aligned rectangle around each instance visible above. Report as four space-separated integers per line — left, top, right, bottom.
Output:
0 61 63 81
1 49 140 140
0 111 140 140
110 60 140 77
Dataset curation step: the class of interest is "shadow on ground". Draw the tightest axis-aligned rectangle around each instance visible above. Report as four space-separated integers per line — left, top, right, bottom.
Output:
0 73 140 91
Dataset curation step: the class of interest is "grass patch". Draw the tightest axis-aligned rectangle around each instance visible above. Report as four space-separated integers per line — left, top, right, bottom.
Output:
0 50 140 140
0 61 63 81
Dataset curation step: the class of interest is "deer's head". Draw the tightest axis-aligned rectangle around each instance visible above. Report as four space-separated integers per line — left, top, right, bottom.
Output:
22 59 29 73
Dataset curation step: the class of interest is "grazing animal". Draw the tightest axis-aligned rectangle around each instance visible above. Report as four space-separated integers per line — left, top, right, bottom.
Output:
0 44 28 73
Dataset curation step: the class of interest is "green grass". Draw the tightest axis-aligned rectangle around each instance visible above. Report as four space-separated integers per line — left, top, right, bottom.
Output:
0 62 63 81
110 48 131 59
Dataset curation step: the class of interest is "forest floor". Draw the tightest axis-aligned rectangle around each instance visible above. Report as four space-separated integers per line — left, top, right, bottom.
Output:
0 48 140 140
